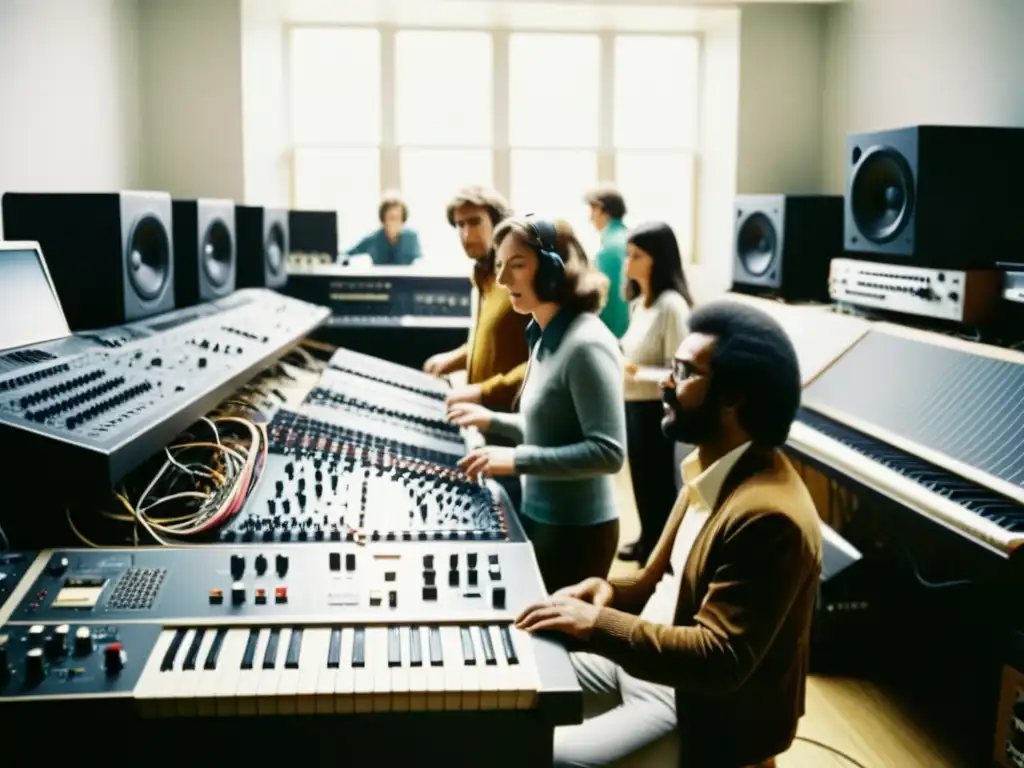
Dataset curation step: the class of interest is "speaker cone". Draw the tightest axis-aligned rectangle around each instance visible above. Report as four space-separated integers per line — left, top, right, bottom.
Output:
736 213 777 276
850 147 914 244
202 218 233 287
127 214 171 300
266 222 286 276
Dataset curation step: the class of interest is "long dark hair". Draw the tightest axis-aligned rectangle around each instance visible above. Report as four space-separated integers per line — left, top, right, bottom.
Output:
625 221 693 308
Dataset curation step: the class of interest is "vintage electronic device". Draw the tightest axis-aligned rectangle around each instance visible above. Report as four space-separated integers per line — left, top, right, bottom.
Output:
172 198 236 308
236 205 288 290
289 209 338 262
284 265 472 329
1003 270 1024 305
828 257 1003 325
0 546 582 765
844 125 1024 269
2 190 176 330
732 194 842 303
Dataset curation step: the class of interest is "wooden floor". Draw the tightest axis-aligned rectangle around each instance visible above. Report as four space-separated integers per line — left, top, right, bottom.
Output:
606 464 966 768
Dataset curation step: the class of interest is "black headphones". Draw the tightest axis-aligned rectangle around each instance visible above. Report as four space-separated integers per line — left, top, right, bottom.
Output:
526 215 565 302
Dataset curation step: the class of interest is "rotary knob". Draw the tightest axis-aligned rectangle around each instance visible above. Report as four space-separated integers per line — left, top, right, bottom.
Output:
74 626 93 655
104 643 124 674
26 647 47 683
47 624 69 658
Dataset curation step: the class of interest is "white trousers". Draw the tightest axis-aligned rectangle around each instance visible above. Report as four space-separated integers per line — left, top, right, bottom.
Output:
553 652 680 768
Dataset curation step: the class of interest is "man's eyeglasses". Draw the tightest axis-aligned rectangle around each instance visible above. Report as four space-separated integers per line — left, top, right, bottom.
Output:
671 359 701 382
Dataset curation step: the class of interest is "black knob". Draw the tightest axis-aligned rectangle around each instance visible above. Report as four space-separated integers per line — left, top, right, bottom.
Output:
276 554 289 577
329 552 341 571
492 586 506 609
254 554 268 575
345 553 356 571
0 636 9 683
26 647 47 683
449 554 458 569
74 626 93 655
47 624 69 658
423 570 436 586
467 553 478 568
104 643 124 674
423 554 434 569
230 554 245 579
47 556 69 575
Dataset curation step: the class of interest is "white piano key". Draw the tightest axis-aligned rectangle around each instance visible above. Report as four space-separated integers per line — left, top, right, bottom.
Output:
297 628 330 715
134 629 178 718
510 627 541 710
331 627 355 714
459 626 481 711
389 627 411 712
275 628 303 715
175 628 217 717
494 627 521 710
368 626 391 712
159 628 194 718
352 628 374 714
407 626 428 712
256 628 287 715
194 630 227 717
440 625 463 711
235 629 268 716
213 628 250 717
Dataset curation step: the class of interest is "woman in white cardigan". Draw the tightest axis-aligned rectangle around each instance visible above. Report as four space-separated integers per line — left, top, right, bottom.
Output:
617 221 694 563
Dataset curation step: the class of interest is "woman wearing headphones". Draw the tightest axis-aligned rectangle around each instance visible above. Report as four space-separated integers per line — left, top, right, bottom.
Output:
448 215 626 592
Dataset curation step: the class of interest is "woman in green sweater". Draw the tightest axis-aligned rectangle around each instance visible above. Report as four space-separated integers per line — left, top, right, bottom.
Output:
448 215 626 591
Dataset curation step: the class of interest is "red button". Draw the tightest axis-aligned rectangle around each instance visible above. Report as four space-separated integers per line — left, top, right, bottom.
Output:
274 587 288 603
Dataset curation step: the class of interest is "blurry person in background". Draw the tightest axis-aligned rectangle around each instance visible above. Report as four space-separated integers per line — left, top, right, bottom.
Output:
618 221 694 564
584 183 630 339
343 191 422 265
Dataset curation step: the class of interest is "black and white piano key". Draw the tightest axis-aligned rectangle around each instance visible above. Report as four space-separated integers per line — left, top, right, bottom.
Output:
135 624 540 718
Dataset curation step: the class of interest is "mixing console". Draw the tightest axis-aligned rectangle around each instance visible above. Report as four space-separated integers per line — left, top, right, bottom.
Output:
0 547 581 765
216 408 511 544
328 346 451 401
0 289 329 489
0 552 34 612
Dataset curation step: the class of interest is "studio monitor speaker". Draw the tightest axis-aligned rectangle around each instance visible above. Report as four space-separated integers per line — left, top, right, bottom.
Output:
732 194 842 302
172 198 236 308
235 205 288 290
1 191 175 331
844 125 1024 270
289 209 338 261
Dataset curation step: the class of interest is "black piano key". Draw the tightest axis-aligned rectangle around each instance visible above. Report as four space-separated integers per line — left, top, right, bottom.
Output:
478 626 496 665
388 626 402 667
263 628 281 669
204 629 227 670
499 626 518 665
183 628 206 671
352 627 366 668
409 626 423 667
241 629 259 670
428 626 443 666
161 628 187 671
459 626 476 666
327 628 342 669
285 628 303 669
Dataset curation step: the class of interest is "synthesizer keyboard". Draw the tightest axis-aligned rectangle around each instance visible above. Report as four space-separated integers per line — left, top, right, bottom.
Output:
0 547 582 765
328 346 451 401
788 325 1024 557
0 289 330 489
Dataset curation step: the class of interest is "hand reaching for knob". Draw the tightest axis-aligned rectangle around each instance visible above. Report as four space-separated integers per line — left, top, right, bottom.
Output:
447 402 493 432
458 446 516 480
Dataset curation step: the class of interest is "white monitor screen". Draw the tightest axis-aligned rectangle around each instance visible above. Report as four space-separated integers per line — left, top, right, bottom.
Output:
0 244 71 352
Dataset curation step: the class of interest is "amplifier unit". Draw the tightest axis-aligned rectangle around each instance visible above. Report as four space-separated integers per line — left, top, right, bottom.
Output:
828 258 1002 325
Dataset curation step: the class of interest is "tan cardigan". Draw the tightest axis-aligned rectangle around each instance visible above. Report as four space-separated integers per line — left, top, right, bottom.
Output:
588 447 823 767
464 272 531 411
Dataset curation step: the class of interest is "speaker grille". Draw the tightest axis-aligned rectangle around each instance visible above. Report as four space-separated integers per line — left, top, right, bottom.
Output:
736 212 777 276
127 214 171 301
850 147 915 244
202 217 234 288
266 221 286 277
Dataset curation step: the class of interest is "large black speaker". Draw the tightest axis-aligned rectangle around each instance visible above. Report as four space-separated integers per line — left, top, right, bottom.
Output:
844 125 1024 269
732 194 841 302
1 191 175 331
289 209 338 260
172 198 236 308
235 205 287 290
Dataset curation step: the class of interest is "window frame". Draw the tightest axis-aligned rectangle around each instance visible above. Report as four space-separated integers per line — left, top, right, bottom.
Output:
285 23 702 268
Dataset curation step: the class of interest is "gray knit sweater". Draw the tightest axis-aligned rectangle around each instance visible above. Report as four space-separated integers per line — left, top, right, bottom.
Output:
488 310 626 526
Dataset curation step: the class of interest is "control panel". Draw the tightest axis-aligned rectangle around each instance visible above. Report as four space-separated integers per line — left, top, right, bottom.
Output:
6 544 536 625
327 347 451 402
829 258 1003 325
0 289 330 487
284 265 472 322
0 551 35 612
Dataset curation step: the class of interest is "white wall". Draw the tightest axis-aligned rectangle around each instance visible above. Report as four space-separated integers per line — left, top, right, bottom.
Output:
137 0 245 201
0 0 141 238
820 0 1024 193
